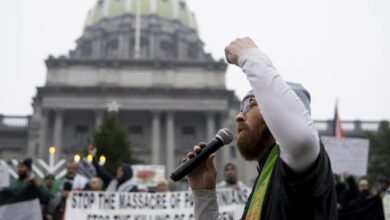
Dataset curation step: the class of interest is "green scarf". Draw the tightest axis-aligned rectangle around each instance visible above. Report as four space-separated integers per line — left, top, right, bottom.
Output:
245 146 278 220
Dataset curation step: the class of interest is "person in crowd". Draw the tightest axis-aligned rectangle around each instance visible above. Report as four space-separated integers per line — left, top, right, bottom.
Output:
373 177 390 198
44 174 56 197
8 158 51 205
156 178 170 193
83 177 104 191
334 172 359 209
356 178 371 200
216 163 248 190
184 37 337 220
88 146 140 192
52 160 88 193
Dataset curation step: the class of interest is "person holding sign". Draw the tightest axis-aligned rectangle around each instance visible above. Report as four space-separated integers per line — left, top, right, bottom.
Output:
185 37 338 220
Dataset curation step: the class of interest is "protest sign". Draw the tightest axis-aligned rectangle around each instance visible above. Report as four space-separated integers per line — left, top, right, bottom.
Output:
65 188 250 220
384 189 390 220
132 165 165 186
0 199 42 220
321 136 369 176
0 164 10 188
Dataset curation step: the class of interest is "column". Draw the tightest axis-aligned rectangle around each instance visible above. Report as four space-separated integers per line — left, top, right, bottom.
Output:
39 109 49 159
151 111 161 164
166 111 175 174
206 111 216 140
53 109 64 160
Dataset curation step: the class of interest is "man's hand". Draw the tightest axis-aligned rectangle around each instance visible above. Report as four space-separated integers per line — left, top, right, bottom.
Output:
184 142 217 190
225 37 257 65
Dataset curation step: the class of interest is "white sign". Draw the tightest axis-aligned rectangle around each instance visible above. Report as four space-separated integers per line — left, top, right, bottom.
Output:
132 165 165 186
384 189 390 220
0 199 42 220
0 164 10 188
321 136 370 176
64 188 250 220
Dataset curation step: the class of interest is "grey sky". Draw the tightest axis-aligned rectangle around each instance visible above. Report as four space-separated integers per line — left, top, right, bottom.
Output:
0 0 389 121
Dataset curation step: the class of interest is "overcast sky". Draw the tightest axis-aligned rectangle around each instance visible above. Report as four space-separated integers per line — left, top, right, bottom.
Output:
0 0 389 121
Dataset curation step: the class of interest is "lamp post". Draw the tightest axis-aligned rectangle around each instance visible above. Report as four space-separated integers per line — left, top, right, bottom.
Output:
49 146 56 169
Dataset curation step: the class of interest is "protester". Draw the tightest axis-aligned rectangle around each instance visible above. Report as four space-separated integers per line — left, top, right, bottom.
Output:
156 178 170 192
8 158 51 205
184 37 337 220
44 174 56 197
88 146 140 192
52 160 88 193
216 163 248 190
373 177 390 198
84 177 104 191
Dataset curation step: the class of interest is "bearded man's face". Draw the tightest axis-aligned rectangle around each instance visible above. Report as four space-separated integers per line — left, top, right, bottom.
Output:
235 97 273 160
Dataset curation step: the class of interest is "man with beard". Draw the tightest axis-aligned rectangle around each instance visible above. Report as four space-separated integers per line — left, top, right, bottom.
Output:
8 158 51 205
185 37 337 220
217 163 248 190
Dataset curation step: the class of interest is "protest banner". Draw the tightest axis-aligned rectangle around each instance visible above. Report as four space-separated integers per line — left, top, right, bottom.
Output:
64 188 250 220
132 165 165 186
0 164 10 188
384 189 390 220
321 136 369 176
0 199 42 220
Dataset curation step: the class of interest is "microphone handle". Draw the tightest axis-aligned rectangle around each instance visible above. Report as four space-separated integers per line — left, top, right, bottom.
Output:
170 138 223 182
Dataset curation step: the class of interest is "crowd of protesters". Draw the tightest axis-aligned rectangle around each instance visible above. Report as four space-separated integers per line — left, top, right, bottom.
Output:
0 154 389 220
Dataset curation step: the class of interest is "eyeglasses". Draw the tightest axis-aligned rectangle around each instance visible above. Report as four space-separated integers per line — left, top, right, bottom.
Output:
240 97 257 113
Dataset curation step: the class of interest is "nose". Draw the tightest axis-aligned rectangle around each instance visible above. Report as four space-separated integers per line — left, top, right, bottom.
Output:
235 112 245 122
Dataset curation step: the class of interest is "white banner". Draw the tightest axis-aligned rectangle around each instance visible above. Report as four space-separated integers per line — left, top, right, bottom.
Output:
132 165 165 186
0 164 10 188
64 188 250 220
384 189 390 220
0 199 42 220
321 136 370 176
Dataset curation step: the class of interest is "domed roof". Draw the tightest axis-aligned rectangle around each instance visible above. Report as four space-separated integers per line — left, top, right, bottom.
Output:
85 0 197 29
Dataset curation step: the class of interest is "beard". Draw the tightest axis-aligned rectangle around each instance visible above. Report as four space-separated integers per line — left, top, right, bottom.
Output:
18 171 28 180
236 117 273 161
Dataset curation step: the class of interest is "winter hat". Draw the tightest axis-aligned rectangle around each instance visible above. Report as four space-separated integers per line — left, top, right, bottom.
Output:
20 158 32 171
242 82 311 114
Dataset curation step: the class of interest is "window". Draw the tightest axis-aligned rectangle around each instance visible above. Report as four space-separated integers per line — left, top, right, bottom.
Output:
129 126 144 146
80 41 92 57
181 126 196 143
187 43 199 59
106 38 119 57
160 40 176 59
74 125 88 138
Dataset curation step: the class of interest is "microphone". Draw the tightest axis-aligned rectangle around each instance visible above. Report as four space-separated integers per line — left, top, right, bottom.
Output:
170 128 234 182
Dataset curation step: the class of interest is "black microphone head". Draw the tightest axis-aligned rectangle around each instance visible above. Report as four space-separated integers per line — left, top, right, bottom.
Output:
216 128 234 145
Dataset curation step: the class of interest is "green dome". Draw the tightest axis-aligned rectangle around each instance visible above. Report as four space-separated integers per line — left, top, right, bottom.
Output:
85 0 197 29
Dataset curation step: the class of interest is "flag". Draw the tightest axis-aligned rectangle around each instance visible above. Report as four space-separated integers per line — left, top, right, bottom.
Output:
333 99 346 138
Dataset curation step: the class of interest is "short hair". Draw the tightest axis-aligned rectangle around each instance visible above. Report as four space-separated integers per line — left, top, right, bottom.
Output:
224 163 237 171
